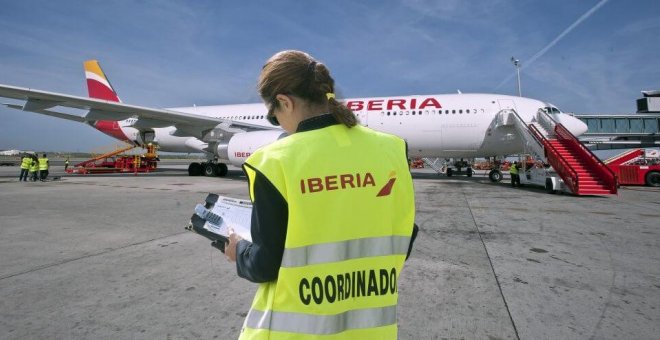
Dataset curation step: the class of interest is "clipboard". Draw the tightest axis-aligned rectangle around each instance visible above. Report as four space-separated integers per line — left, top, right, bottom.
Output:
186 194 253 251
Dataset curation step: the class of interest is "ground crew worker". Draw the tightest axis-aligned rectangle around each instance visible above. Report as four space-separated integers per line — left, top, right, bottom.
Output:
19 153 32 182
224 50 418 339
38 153 49 181
510 161 520 187
64 157 70 171
29 156 39 181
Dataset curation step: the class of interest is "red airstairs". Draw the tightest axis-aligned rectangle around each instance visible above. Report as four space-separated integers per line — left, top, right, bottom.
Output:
516 109 618 195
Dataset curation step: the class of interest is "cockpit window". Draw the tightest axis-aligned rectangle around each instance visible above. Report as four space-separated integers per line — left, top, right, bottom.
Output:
543 106 562 114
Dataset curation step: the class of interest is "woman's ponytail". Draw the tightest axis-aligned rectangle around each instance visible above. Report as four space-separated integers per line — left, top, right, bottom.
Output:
328 97 357 128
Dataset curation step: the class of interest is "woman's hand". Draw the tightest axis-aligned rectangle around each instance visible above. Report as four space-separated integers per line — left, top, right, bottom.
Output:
224 228 243 262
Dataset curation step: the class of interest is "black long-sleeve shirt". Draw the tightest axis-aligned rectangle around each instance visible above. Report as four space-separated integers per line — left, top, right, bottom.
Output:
236 114 418 283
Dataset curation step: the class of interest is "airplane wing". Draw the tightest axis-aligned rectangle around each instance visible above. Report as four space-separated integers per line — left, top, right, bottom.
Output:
0 83 274 137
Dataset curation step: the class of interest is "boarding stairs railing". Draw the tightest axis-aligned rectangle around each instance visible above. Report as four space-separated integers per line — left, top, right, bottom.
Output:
529 123 581 194
529 121 550 138
536 109 557 138
552 121 617 194
603 148 644 165
504 108 582 194
501 109 546 160
538 109 617 194
509 109 583 193
422 157 445 174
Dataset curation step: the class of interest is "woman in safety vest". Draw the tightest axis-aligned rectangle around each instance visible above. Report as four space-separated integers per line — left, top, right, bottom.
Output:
224 50 418 339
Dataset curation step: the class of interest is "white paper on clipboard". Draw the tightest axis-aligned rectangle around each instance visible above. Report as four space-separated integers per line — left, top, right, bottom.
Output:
194 195 252 242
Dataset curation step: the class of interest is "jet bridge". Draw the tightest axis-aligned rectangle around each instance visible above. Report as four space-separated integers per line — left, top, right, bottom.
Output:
504 109 618 195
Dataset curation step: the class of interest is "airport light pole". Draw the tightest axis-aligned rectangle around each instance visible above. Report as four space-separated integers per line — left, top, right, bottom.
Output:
511 57 521 97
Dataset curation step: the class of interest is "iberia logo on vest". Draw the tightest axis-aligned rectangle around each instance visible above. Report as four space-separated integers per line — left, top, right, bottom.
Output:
299 171 397 197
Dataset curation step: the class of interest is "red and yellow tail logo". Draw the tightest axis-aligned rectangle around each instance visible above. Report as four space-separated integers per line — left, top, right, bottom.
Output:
84 60 121 102
84 60 129 141
376 171 397 197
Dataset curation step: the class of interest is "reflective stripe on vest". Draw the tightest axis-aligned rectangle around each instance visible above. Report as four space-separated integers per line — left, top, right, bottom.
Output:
281 235 410 268
245 305 396 335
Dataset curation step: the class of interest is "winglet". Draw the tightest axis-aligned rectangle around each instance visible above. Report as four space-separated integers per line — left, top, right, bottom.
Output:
84 60 121 102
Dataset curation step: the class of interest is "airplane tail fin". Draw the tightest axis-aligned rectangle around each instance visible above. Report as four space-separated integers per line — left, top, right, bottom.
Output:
84 60 121 102
84 60 130 142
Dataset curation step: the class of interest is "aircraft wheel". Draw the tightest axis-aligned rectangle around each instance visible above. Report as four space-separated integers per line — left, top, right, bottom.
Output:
204 163 218 177
446 168 453 177
646 171 660 187
215 163 228 177
188 162 203 176
466 168 473 177
488 169 502 182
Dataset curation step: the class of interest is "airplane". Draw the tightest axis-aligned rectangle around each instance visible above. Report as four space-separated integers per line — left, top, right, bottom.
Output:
0 60 588 180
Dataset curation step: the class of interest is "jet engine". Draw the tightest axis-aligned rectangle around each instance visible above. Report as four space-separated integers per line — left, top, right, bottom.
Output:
219 130 287 166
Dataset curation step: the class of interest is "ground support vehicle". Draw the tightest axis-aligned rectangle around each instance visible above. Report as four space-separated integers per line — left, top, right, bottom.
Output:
605 149 660 187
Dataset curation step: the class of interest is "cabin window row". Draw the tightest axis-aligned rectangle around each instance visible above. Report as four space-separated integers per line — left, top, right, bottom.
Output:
379 109 485 116
228 115 265 120
225 108 486 120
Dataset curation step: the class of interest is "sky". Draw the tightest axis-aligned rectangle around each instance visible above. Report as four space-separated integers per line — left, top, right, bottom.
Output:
0 0 658 152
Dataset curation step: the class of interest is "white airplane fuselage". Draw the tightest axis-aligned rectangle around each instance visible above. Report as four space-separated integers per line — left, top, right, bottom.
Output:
0 60 589 172
115 93 587 163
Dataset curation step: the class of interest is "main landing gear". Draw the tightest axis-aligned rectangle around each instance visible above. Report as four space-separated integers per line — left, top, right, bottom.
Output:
188 162 228 177
483 157 503 182
488 169 503 182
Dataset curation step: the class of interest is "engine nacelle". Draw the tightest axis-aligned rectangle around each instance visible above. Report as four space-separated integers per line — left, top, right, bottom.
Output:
220 130 287 166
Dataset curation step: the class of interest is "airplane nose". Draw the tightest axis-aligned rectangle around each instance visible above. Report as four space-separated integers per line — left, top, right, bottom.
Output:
556 114 588 136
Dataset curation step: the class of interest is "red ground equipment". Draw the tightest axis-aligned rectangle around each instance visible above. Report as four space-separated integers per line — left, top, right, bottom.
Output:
410 158 425 169
67 144 158 174
604 149 660 187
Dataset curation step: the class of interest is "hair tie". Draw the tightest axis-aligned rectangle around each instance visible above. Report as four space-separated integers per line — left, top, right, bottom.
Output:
326 93 336 100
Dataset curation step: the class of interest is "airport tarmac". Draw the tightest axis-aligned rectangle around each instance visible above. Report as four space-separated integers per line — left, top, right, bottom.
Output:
0 165 658 339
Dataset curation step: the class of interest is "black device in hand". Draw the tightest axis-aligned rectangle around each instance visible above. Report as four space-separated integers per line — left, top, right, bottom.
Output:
186 213 229 253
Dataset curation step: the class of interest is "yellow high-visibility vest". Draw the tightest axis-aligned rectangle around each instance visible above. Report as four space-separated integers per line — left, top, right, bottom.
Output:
509 164 518 175
21 157 32 169
29 161 38 172
38 158 49 171
240 124 415 339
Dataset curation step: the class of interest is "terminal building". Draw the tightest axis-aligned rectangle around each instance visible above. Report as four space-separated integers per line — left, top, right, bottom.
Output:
574 91 660 150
